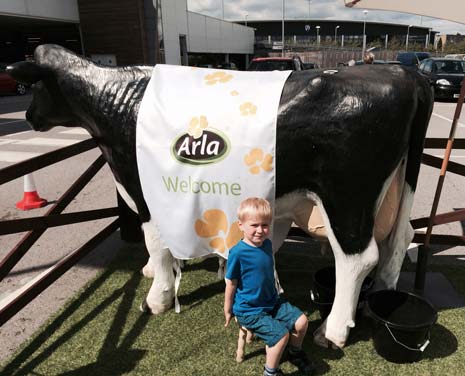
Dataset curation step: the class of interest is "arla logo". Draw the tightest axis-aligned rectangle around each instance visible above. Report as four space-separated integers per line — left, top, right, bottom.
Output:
171 129 230 165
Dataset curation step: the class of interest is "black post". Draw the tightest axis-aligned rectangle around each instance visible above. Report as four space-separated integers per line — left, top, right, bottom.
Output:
414 244 429 293
117 191 143 243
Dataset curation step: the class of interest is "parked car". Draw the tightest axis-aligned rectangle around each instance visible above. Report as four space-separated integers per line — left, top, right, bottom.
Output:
302 62 319 70
215 62 238 70
247 56 304 71
396 52 431 68
353 59 389 65
418 58 465 100
340 59 400 66
444 54 465 60
0 68 27 95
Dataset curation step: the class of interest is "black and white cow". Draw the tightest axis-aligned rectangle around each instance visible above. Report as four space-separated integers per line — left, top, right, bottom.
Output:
7 44 433 348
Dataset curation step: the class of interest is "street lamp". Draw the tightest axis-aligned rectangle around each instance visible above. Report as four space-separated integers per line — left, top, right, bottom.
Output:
282 0 285 57
316 25 320 46
406 24 412 50
335 25 340 45
362 9 368 58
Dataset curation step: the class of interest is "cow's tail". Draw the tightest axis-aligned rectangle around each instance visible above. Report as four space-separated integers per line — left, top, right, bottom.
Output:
405 76 434 191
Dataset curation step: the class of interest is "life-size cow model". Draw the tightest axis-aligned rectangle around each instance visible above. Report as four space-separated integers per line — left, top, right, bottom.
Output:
7 44 433 348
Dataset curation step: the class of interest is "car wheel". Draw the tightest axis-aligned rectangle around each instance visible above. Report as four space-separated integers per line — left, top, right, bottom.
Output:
16 83 26 96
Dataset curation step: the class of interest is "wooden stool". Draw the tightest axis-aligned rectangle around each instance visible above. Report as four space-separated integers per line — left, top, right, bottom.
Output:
235 319 255 362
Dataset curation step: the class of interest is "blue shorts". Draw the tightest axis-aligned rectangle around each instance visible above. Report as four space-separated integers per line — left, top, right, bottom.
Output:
236 299 304 347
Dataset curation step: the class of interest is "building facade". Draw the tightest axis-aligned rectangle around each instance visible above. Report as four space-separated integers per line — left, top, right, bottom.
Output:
0 0 254 68
242 19 437 50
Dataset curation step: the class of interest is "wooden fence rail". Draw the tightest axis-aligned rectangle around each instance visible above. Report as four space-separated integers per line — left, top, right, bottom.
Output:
0 139 128 327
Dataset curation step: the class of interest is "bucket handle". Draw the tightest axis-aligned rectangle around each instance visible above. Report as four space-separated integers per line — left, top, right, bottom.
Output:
310 290 333 306
384 323 431 352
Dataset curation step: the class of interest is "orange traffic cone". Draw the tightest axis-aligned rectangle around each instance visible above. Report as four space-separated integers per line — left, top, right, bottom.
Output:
16 173 48 210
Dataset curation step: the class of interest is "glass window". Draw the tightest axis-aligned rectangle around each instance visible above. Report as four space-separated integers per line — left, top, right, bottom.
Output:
423 60 433 73
435 60 465 73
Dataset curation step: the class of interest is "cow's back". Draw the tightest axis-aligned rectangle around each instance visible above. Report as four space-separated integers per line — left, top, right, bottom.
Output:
275 65 433 254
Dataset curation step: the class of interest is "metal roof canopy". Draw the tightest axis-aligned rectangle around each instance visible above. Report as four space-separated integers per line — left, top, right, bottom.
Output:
345 0 465 293
344 0 465 25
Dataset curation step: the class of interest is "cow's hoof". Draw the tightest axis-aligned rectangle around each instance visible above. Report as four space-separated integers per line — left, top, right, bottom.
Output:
313 322 341 349
323 329 347 349
140 300 150 313
141 264 155 278
141 300 172 315
313 332 339 349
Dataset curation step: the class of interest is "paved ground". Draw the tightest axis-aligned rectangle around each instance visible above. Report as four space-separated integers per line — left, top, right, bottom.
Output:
0 94 464 363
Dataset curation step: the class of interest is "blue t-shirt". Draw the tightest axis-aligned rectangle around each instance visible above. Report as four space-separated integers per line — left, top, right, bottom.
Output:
225 239 278 316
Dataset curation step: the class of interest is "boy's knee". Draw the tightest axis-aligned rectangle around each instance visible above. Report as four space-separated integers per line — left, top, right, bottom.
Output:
295 314 308 332
278 331 290 345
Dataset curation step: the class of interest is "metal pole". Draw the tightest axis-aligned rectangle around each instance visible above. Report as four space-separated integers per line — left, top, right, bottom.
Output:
221 0 224 20
406 25 411 50
282 0 285 57
335 25 339 45
362 10 368 58
308 0 311 18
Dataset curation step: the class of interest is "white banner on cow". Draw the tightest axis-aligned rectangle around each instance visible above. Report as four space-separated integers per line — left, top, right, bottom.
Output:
136 65 291 260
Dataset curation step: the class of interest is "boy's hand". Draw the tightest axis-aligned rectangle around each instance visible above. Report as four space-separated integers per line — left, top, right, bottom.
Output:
224 311 233 327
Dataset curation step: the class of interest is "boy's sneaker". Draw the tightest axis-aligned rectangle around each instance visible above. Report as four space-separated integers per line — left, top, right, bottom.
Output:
263 367 284 376
287 350 315 375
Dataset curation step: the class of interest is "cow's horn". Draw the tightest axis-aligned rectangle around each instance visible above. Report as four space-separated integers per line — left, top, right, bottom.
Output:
6 61 52 85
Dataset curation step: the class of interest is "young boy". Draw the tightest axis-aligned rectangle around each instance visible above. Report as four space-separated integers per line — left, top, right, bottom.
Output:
224 197 314 376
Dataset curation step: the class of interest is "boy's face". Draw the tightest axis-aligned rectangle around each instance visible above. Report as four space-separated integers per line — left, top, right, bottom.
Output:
238 215 270 247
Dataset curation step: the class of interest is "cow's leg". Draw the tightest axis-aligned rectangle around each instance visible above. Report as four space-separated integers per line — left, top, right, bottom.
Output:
315 237 379 348
374 184 415 290
113 181 157 278
310 197 379 348
272 217 293 252
140 219 175 314
272 217 293 293
142 259 155 278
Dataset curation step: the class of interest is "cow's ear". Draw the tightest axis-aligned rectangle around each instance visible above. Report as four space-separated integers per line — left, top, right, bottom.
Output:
6 61 52 85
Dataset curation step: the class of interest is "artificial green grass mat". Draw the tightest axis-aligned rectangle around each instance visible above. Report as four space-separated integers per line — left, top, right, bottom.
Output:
1 240 465 375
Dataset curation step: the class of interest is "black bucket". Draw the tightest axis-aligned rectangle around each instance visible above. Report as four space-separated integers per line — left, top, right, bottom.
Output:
310 266 374 320
366 289 437 363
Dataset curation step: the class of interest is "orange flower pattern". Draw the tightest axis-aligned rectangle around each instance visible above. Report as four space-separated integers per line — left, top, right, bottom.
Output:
195 209 243 253
244 148 273 174
205 71 233 86
187 115 208 139
240 102 257 116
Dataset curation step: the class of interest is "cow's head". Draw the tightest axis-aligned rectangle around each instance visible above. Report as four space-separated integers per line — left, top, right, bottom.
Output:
6 61 79 132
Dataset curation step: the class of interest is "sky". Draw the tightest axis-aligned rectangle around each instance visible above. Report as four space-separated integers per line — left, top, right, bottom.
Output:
187 0 465 35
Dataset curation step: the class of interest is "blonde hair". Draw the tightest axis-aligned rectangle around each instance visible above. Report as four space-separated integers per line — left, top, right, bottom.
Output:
237 197 272 222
